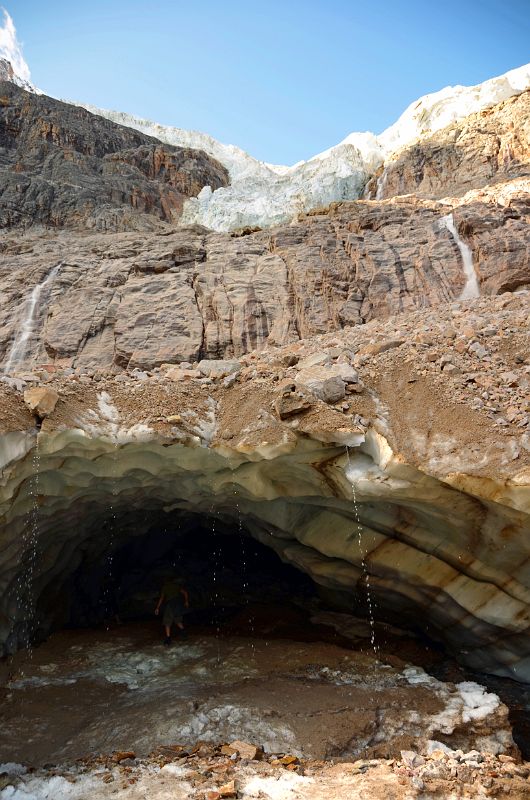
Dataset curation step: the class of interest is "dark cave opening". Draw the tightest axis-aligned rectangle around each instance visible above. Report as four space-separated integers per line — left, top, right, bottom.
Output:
63 512 318 637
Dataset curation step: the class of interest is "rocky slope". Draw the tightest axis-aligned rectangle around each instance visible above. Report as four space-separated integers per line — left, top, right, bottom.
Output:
0 81 228 231
364 89 530 201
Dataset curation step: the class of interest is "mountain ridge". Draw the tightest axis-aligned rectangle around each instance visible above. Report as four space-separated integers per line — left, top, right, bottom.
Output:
3 51 529 231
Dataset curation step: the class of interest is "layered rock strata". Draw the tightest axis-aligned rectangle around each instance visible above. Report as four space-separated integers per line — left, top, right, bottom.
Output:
1 195 529 371
365 90 530 202
0 81 229 231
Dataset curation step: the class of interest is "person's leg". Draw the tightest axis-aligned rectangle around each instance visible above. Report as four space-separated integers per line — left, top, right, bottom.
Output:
162 604 174 645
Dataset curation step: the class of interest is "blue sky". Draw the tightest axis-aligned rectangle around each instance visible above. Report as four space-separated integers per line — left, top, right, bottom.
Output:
6 0 530 164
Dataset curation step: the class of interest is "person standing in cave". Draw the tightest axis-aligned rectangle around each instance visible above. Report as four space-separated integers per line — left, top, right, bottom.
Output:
154 577 189 646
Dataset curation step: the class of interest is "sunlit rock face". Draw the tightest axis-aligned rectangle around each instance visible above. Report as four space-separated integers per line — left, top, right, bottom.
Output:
0 376 529 683
1 198 529 372
0 81 229 231
365 90 530 202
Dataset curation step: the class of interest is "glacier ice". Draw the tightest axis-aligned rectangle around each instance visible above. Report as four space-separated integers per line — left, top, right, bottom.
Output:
78 62 530 232
3 16 529 234
0 10 40 94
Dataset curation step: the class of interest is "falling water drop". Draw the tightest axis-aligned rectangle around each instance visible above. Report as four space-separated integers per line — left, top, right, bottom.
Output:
210 506 221 666
103 445 118 630
14 433 42 668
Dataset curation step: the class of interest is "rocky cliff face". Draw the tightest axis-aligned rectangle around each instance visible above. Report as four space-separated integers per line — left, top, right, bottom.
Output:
0 81 229 231
1 194 528 370
364 90 530 201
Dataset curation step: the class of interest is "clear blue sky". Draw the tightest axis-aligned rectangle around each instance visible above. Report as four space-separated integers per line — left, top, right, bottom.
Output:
7 0 530 164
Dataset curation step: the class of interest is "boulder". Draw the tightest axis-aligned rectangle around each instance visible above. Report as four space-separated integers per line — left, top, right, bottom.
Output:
198 360 241 379
274 390 312 420
23 387 59 418
295 366 346 404
229 740 260 760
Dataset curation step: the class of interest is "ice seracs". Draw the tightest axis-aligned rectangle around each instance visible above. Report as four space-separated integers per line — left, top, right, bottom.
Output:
2 10 529 233
78 63 530 232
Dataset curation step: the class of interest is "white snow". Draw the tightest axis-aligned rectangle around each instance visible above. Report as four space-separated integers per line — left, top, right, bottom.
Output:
0 767 194 800
402 667 502 739
75 64 530 232
0 10 39 93
457 681 501 723
78 393 154 444
3 11 529 234
378 63 530 156
243 772 314 799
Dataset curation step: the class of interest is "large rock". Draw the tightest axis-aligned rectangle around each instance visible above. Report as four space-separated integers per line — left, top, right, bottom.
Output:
295 366 346 403
23 386 59 418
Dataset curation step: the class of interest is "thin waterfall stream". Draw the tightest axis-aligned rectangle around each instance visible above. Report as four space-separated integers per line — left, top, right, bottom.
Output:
375 165 388 200
3 262 62 375
438 213 480 300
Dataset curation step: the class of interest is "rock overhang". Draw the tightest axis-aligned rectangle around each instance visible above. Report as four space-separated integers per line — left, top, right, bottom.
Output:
0 380 529 684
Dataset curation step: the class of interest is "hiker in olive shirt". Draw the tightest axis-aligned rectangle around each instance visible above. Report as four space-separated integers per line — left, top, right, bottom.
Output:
154 577 189 646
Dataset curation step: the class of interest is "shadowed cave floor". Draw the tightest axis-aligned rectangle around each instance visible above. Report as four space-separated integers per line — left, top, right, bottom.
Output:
1 606 529 768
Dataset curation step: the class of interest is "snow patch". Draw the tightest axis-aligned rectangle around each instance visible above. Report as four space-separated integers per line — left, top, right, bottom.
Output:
403 667 502 740
78 393 154 444
243 772 313 799
0 10 32 86
457 681 500 722
177 704 297 755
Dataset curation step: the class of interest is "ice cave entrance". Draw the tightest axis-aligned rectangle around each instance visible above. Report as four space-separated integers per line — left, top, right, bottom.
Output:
63 512 318 639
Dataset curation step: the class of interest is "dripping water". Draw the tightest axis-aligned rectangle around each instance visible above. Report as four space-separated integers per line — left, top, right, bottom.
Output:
346 446 379 660
13 434 41 668
235 491 255 660
3 262 62 375
103 442 119 629
438 213 480 300
210 506 221 666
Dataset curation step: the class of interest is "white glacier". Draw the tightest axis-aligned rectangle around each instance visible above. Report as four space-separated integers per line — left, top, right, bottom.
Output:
77 63 530 232
1 11 529 233
0 10 40 94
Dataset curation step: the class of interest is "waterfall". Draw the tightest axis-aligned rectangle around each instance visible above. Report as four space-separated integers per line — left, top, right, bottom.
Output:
3 263 62 375
439 213 480 300
375 166 388 200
